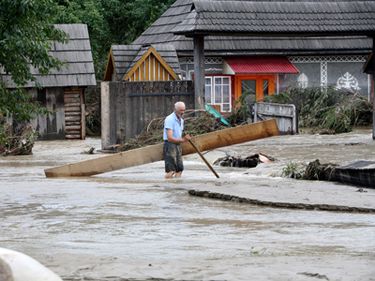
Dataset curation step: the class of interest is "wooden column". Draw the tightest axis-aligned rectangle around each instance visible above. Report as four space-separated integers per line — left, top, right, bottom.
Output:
373 73 375 140
193 35 205 109
372 37 375 140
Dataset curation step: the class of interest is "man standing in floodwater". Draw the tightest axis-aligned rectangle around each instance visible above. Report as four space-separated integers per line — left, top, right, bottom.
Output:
163 101 191 178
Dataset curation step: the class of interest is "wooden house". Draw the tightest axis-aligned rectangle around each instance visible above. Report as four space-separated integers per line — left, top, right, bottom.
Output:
104 0 373 113
1 24 96 139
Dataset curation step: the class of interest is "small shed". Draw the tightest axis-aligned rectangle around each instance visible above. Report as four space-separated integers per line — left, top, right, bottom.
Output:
103 44 181 81
1 24 96 140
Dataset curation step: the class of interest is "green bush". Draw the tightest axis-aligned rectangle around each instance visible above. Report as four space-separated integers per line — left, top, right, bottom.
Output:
265 87 372 133
281 162 306 179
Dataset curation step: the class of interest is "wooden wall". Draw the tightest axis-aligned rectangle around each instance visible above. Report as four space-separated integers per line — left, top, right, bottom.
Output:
101 81 194 149
30 87 85 140
126 53 176 82
31 88 65 140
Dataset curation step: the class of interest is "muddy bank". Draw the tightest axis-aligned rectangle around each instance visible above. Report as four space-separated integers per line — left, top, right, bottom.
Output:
188 189 375 213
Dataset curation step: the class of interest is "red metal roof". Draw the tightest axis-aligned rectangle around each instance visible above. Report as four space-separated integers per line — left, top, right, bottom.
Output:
225 57 299 74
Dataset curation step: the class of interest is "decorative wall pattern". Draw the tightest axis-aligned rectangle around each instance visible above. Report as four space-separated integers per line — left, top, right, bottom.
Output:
297 73 308 88
336 72 361 92
289 55 370 97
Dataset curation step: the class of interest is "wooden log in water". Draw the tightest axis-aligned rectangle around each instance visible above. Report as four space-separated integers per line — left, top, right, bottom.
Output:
44 119 279 177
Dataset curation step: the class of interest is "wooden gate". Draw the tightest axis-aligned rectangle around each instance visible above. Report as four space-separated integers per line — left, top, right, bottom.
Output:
64 88 85 139
254 102 297 134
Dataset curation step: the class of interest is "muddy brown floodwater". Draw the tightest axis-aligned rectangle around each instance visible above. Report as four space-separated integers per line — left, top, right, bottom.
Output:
0 130 375 281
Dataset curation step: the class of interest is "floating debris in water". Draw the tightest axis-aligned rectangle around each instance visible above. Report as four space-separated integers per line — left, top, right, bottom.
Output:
282 159 375 188
82 147 95 154
214 153 274 168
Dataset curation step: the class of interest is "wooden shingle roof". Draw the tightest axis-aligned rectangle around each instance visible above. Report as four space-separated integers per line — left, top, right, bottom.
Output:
132 0 373 55
1 24 96 88
106 44 181 81
110 45 141 80
173 1 375 36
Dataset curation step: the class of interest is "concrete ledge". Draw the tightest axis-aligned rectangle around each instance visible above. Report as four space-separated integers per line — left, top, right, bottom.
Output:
188 189 375 213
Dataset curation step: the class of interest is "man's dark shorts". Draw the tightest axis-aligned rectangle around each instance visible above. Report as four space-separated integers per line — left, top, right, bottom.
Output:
163 141 183 173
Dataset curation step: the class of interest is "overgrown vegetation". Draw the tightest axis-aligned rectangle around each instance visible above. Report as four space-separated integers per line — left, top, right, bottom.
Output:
227 93 253 125
281 162 306 179
0 122 38 156
265 87 372 134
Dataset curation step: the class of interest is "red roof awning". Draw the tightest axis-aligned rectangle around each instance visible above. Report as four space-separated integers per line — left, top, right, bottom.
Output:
224 56 299 74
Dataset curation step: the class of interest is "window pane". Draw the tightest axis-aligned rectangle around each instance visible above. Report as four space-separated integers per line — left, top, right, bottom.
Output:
241 80 256 104
215 77 221 85
205 85 211 103
222 104 230 112
223 85 230 103
241 80 256 96
263 80 269 96
215 84 221 103
223 77 229 85
205 77 211 85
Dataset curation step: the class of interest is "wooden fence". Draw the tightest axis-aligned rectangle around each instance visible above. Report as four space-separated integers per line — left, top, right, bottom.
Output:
101 81 194 149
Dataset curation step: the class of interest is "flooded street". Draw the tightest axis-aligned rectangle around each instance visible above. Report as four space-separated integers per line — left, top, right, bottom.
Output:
1 130 375 280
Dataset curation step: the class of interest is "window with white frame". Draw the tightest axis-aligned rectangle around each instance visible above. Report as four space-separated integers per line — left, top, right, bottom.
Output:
205 76 231 112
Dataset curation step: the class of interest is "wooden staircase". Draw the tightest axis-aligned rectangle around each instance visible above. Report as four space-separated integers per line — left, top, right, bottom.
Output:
64 88 85 140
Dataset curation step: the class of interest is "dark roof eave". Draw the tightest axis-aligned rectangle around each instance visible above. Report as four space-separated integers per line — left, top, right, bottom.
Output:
177 49 371 57
174 30 375 38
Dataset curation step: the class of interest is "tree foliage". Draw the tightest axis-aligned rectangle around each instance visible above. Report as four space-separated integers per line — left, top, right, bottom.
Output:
0 0 67 123
0 0 67 86
54 0 175 78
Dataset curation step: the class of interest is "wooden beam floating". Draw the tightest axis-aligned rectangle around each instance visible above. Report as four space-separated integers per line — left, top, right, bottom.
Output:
44 119 279 177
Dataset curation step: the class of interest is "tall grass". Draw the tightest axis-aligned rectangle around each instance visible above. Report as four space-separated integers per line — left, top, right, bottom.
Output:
266 87 372 133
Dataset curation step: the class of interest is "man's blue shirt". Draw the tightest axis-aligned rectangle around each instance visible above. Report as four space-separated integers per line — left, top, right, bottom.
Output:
163 112 184 141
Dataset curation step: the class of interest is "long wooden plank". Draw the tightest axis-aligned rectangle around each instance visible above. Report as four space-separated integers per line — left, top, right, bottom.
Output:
44 119 279 177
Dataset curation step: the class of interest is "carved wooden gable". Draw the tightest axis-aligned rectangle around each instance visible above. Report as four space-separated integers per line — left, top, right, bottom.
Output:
124 47 178 81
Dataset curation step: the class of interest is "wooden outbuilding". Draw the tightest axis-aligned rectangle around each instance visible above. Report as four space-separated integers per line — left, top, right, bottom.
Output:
1 24 96 140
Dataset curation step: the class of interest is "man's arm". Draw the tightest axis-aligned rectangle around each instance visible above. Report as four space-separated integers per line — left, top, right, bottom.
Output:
167 129 191 144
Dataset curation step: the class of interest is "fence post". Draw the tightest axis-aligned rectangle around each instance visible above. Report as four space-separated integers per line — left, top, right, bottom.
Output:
101 82 117 149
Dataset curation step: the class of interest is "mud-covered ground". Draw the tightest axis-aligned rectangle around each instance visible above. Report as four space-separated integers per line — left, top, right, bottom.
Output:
0 129 375 281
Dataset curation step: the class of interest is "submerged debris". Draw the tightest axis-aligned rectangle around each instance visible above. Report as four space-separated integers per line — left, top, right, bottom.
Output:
0 123 37 156
303 159 337 181
282 160 337 180
82 147 95 154
298 272 329 280
282 159 375 188
214 153 274 168
119 110 226 151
